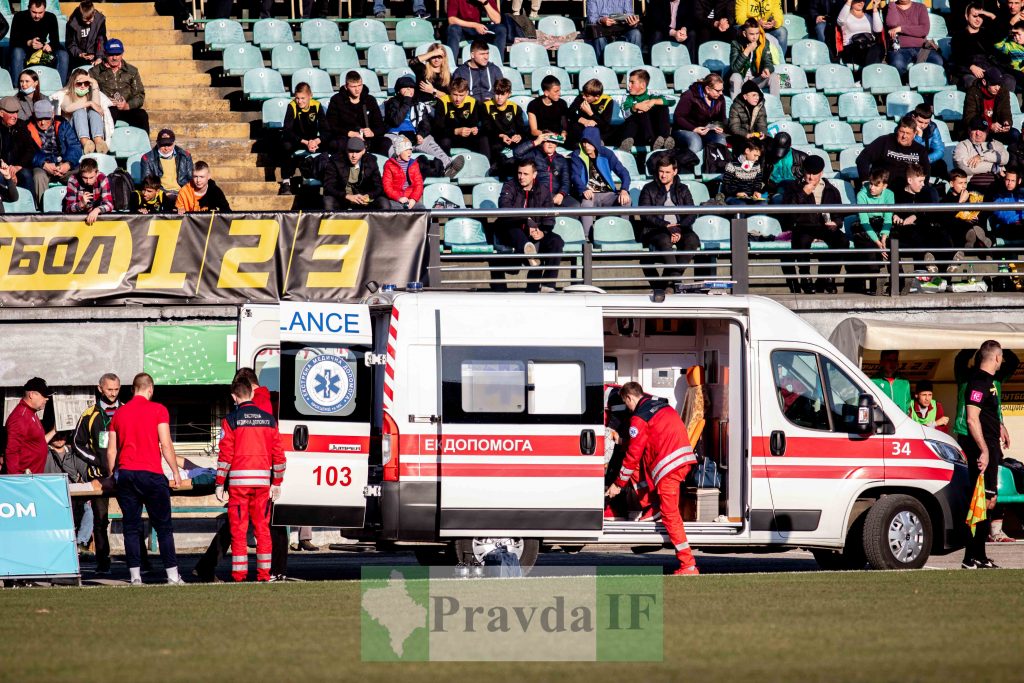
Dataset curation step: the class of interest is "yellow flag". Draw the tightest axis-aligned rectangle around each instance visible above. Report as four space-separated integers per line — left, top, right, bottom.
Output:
966 474 988 536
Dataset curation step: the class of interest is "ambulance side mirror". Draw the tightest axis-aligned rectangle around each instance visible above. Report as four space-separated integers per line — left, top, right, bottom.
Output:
856 394 879 434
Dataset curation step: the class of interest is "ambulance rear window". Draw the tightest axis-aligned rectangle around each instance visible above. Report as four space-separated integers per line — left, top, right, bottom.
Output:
280 343 371 422
461 361 526 413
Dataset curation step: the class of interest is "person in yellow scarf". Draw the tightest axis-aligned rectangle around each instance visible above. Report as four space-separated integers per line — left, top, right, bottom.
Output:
728 18 781 98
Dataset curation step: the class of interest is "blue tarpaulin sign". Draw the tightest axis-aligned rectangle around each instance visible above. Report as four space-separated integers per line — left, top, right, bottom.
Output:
0 475 79 579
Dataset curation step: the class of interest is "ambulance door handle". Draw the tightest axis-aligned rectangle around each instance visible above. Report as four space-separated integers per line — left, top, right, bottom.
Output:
769 431 786 457
580 429 596 455
293 425 309 451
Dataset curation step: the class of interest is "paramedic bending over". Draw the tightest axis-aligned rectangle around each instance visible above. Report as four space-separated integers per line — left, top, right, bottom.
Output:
605 382 700 575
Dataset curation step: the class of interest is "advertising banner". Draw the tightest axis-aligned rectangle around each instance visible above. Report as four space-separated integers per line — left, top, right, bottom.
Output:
144 324 237 385
0 475 79 580
0 212 428 306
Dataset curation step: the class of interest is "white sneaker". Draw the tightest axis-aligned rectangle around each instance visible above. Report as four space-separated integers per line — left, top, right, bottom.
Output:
167 576 186 585
523 241 541 267
129 578 143 586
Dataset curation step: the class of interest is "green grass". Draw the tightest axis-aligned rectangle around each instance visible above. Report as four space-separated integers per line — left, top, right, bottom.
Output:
2 570 1023 682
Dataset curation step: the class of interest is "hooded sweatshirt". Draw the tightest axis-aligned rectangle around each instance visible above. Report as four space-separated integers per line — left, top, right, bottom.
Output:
568 127 631 198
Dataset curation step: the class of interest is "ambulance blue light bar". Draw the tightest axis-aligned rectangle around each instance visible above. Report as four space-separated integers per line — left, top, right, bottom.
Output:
279 302 373 344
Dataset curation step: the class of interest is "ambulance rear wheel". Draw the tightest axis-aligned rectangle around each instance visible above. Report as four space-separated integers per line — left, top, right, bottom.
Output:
863 495 932 570
454 538 540 570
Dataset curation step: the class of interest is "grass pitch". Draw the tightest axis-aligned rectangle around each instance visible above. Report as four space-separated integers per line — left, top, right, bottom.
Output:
1 570 1022 683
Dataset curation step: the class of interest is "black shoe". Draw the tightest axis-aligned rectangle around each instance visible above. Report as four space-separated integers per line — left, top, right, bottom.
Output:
824 279 838 294
444 155 465 178
977 558 1000 569
95 562 110 575
961 558 979 569
268 574 288 582
414 9 430 18
299 540 319 552
799 279 815 294
786 279 800 294
278 180 293 195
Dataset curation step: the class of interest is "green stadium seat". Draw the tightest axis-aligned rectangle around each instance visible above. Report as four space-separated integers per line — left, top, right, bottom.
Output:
502 67 529 96
796 145 835 177
33 65 61 94
697 41 730 76
451 150 495 185
395 18 435 49
815 64 858 95
386 68 415 93
0 68 13 97
272 43 313 77
108 126 151 159
861 118 894 144
353 67 383 95
243 67 289 100
792 39 830 68
692 216 730 250
367 43 407 72
126 152 144 183
776 64 814 96
613 149 645 182
747 214 782 237
593 217 644 251
861 63 902 95
253 19 294 49
931 118 953 144
557 41 598 74
4 190 37 214
460 42 503 67
444 218 493 253
205 19 244 51
223 43 264 77
645 67 668 93
814 120 856 152
290 67 334 98
886 90 924 119
837 144 864 180
783 13 808 42
1010 91 1022 115
997 465 1024 503
838 91 879 123
552 216 587 252
41 185 66 213
472 181 502 209
81 153 117 175
770 119 808 146
531 65 576 94
791 92 832 124
510 42 550 71
511 94 533 113
764 93 789 120
650 41 690 70
348 19 389 50
673 65 710 89
927 14 948 41
423 182 466 208
262 97 290 128
603 41 644 75
909 63 951 94
371 153 387 175
574 66 617 95
682 180 710 205
318 43 359 76
537 16 576 37
829 178 857 204
300 19 342 51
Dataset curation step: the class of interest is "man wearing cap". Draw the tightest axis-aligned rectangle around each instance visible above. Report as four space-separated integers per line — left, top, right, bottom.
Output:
962 68 1015 144
781 154 845 294
2 378 56 475
139 128 193 198
322 137 386 211
0 95 35 193
954 117 1010 191
89 38 148 132
10 0 70 84
27 98 83 208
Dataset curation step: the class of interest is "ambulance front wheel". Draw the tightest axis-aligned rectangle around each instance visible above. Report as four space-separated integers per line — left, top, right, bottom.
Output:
454 538 540 570
862 494 933 570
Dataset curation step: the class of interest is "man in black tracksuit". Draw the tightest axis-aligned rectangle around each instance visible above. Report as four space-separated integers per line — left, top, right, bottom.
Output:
637 155 699 290
322 137 385 211
781 155 846 294
492 158 564 292
280 83 326 192
325 71 385 155
513 133 576 207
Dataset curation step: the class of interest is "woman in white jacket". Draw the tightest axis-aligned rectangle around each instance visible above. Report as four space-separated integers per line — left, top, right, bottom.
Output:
56 67 113 154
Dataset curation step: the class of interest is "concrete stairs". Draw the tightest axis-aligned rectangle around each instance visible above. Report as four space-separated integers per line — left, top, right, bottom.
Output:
66 2 293 211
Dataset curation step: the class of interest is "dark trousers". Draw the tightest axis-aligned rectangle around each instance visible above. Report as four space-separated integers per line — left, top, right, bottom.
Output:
115 469 176 570
620 105 671 147
436 132 491 160
640 230 700 287
194 507 291 577
490 224 564 292
963 444 1001 563
111 107 150 133
322 194 389 211
845 226 886 294
781 224 847 288
90 495 150 570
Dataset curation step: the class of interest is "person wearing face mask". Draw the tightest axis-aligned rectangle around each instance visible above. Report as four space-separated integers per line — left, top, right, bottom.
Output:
57 68 113 154
140 128 193 198
15 69 43 122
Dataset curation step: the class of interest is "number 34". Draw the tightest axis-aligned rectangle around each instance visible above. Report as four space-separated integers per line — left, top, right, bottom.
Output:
313 465 352 486
891 441 911 456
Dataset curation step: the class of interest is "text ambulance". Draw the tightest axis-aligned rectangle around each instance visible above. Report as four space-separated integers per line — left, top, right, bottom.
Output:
238 291 969 570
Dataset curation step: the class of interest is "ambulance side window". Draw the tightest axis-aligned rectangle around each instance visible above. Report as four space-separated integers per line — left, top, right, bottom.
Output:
771 351 830 431
461 361 526 413
823 359 865 433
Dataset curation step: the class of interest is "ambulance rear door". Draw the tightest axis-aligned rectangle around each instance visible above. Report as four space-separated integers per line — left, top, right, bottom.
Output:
435 300 606 538
274 302 376 528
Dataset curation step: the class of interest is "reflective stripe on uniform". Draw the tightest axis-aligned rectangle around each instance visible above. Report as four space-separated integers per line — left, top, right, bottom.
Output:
229 469 272 477
256 554 272 560
649 447 694 482
619 467 634 476
231 555 248 566
650 452 696 485
216 461 230 469
272 464 286 471
229 476 271 486
675 541 690 551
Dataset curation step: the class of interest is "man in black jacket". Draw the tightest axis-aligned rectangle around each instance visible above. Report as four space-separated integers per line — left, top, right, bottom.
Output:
11 0 69 83
326 71 385 155
0 96 36 193
65 1 107 71
492 158 564 292
781 155 846 294
637 155 699 291
513 131 577 207
856 115 931 190
280 82 326 194
322 137 385 211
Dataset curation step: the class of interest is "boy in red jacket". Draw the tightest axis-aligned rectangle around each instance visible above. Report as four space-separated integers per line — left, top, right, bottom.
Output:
382 136 424 210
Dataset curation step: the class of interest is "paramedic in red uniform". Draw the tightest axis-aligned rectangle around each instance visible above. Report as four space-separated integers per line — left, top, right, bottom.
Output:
605 382 700 575
215 379 286 582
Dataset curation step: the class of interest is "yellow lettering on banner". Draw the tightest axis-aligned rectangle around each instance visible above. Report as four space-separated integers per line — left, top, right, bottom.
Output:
137 219 187 290
0 221 131 291
305 219 368 289
216 219 279 290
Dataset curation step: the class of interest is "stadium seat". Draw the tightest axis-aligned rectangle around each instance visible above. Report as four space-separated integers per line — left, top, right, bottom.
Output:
4 190 37 214
300 19 342 51
770 119 809 146
108 126 151 159
593 217 644 251
692 215 730 249
472 181 502 209
815 64 858 95
838 91 879 123
783 13 808 42
814 120 856 152
347 19 388 50
927 14 948 41
932 118 953 145
837 144 864 180
557 41 598 74
511 94 533 113
385 68 415 93
271 43 313 77
747 214 783 238
126 151 144 183
371 153 387 176
444 218 493 253
1011 91 1023 115
698 41 730 75
510 42 550 71
205 19 244 51
262 97 290 128
81 153 117 175
613 150 645 182
0 69 13 97
650 41 690 70
531 66 577 95
33 66 61 94
451 151 495 185
460 42 503 67
575 66 619 95
395 18 434 49
367 43 407 72
797 145 836 177
776 64 813 96
861 118 893 145
253 19 294 49
243 67 288 100
41 185 66 213
423 182 466 209
222 43 264 77
791 93 832 124
683 179 710 205
673 65 710 89
603 41 644 75
763 93 789 121
353 67 383 94
908 63 951 94
291 67 334 99
318 43 359 76
502 67 529 96
885 90 924 119
645 67 668 93
830 178 857 204
537 16 576 37
553 217 588 252
861 63 902 95
792 39 831 68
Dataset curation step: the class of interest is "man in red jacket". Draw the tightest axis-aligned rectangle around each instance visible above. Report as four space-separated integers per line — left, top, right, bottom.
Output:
606 382 700 575
215 379 286 582
2 377 55 474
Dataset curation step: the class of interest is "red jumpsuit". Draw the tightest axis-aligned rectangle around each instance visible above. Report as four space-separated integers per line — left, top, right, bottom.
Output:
615 396 698 570
216 400 286 582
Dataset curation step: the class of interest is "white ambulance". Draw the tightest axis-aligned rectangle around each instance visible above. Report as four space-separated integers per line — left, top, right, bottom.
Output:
237 290 969 570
